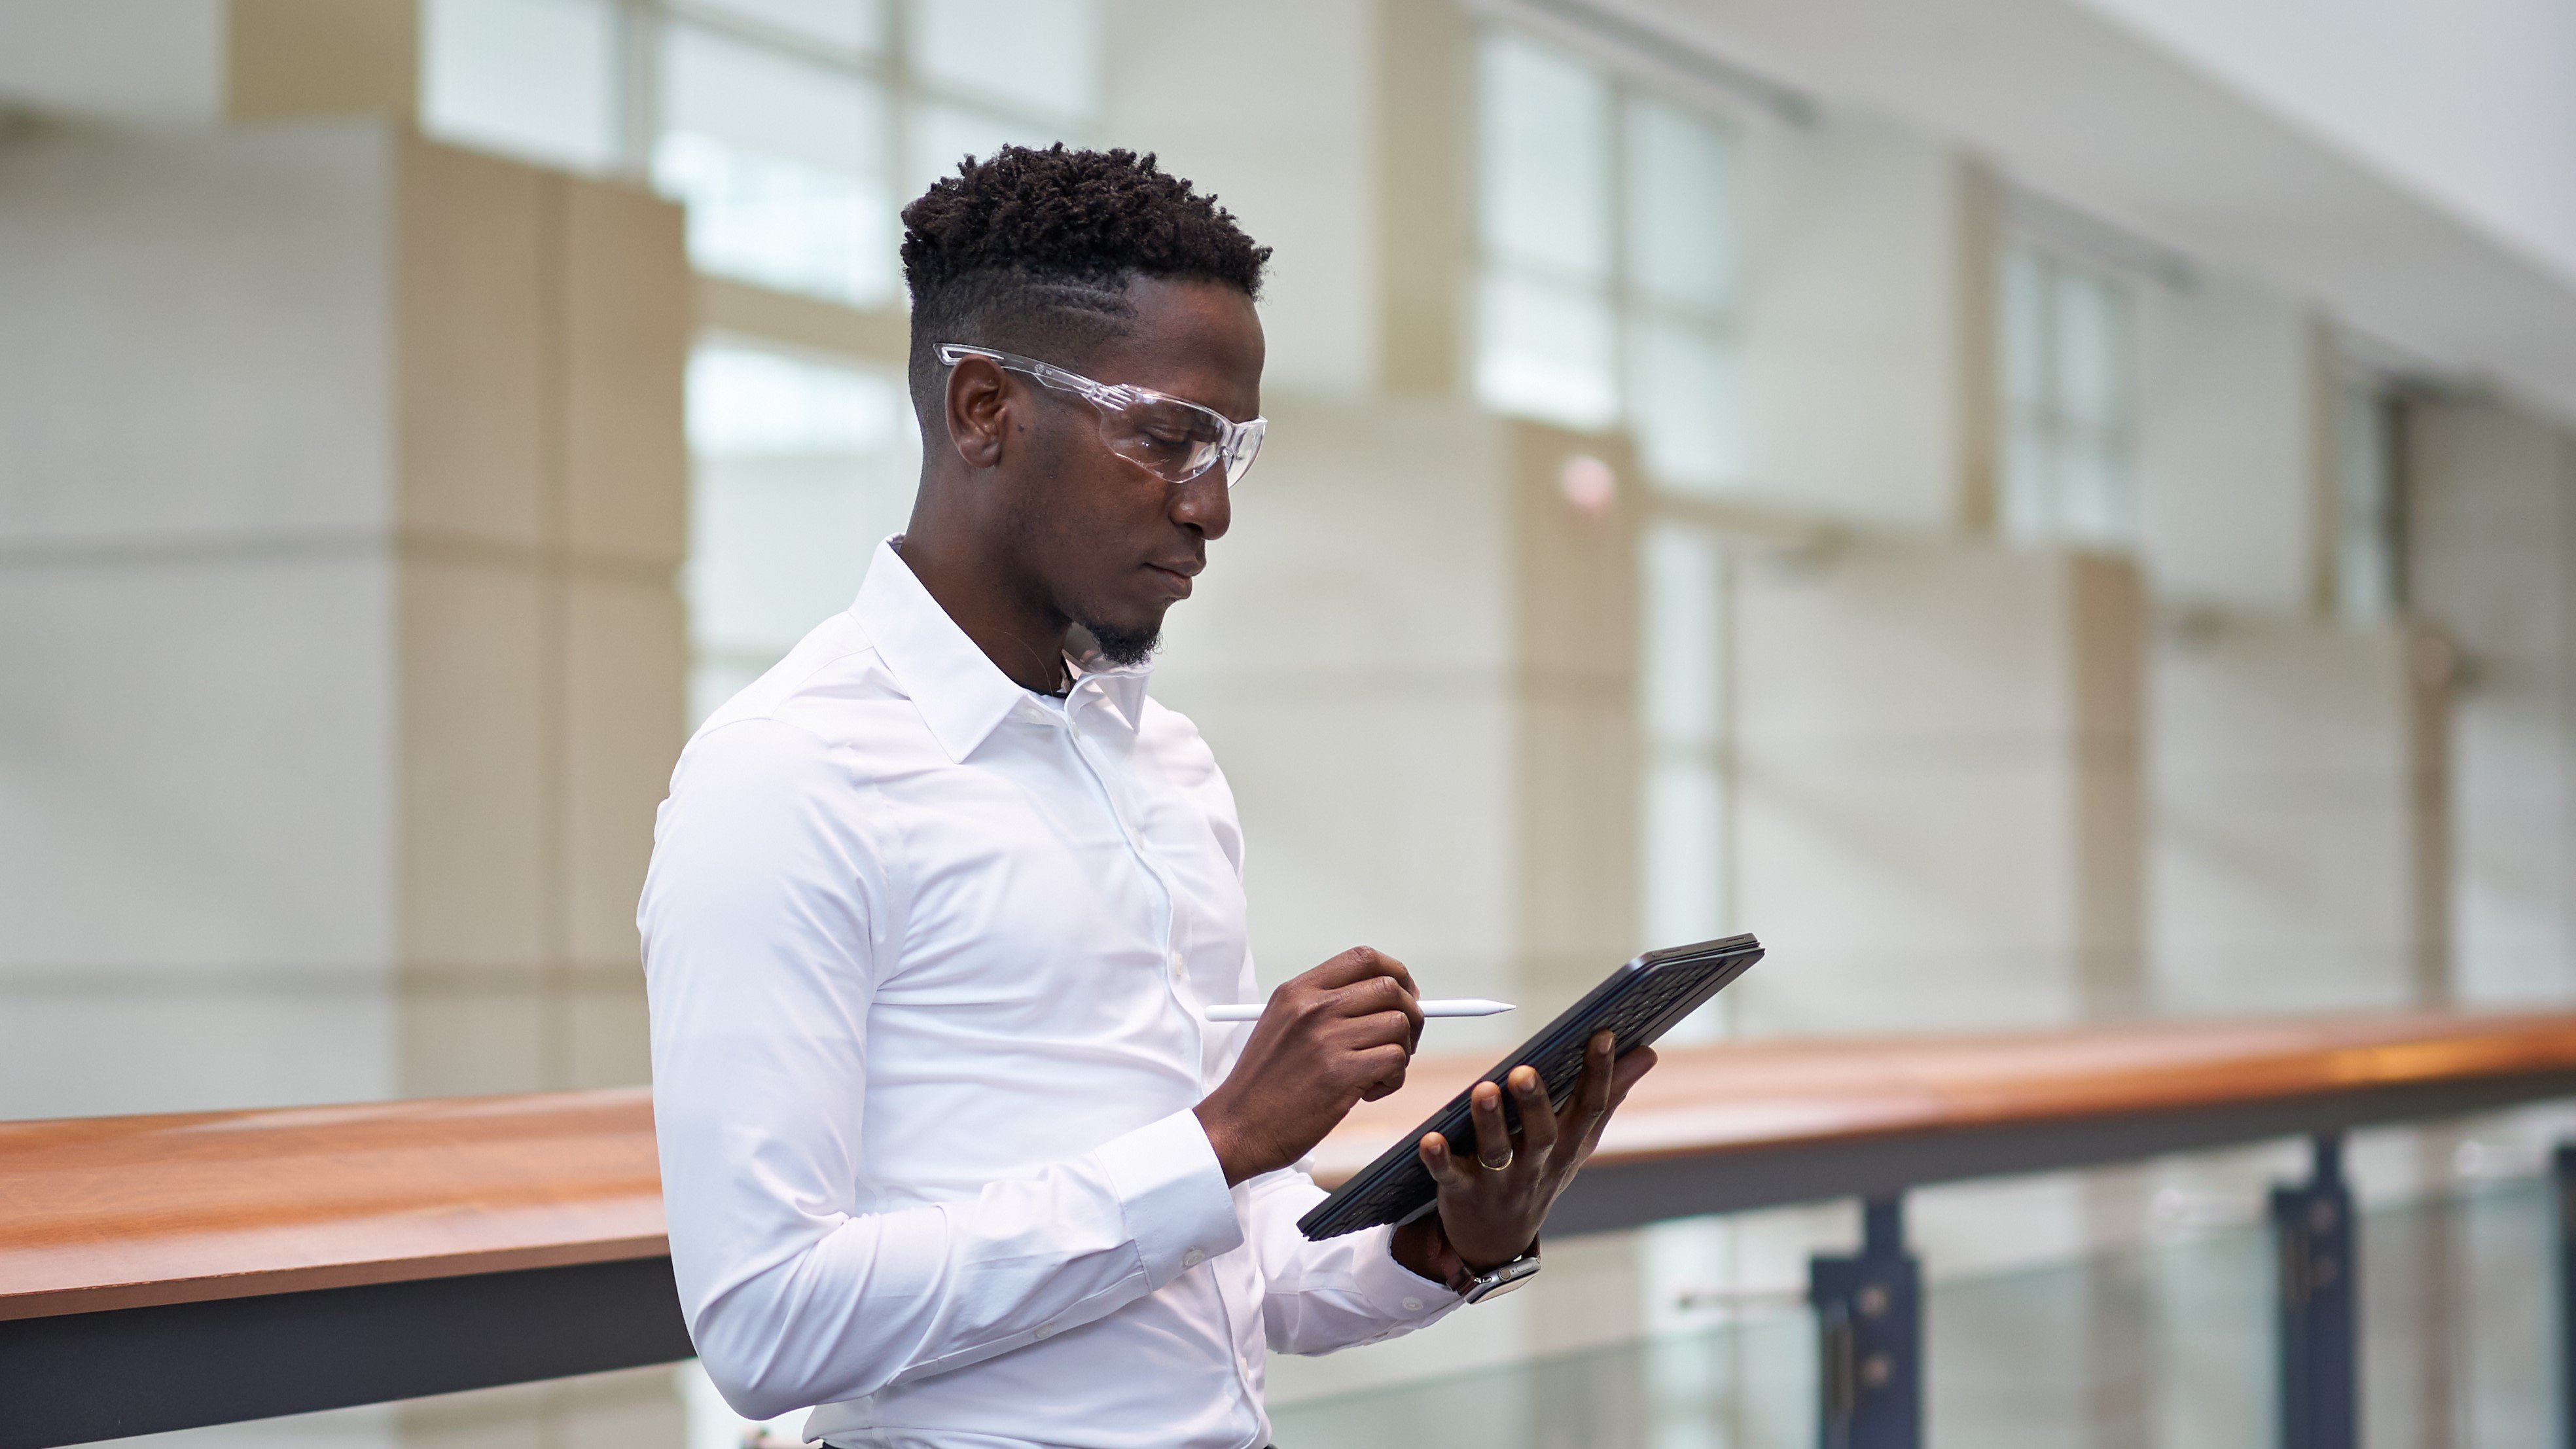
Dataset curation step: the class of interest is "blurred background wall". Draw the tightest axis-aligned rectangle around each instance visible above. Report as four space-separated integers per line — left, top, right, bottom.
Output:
4 1 2575 1444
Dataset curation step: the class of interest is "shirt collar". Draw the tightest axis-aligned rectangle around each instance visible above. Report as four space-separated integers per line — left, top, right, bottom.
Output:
1065 629 1154 736
850 538 1156 760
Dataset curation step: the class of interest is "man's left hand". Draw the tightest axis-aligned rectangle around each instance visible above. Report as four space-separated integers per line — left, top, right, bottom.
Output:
1389 1030 1656 1287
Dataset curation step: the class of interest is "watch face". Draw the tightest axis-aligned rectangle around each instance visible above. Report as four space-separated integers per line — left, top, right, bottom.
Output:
1464 1257 1542 1304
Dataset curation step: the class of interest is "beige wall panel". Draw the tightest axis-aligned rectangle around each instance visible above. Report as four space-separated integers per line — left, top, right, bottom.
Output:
563 972 654 1089
397 556 547 969
1514 693 1641 1014
565 574 687 966
1374 0 1471 397
397 975 550 1098
2406 399 2576 1005
1157 393 1514 676
397 135 548 549
561 177 689 567
1736 116 1990 529
2149 618 2446 1016
1155 684 1523 1048
0 0 227 126
0 556 397 973
1730 543 2144 1034
2134 273 2333 613
1511 420 1639 683
1732 750 2086 1032
0 122 394 542
1100 0 1384 397
0 986 397 1119
2072 554 2146 1017
1510 420 1641 1009
1736 543 2093 745
226 0 417 122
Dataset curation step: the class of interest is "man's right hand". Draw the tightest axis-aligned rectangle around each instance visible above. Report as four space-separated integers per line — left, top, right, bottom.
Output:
1194 947 1424 1185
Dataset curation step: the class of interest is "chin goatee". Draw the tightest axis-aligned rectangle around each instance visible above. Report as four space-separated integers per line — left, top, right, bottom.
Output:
1082 621 1162 668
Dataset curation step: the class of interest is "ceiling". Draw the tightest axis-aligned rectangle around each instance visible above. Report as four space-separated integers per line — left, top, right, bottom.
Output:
1606 0 2576 423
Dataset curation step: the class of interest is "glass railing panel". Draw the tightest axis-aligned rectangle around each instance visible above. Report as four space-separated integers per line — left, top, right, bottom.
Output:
1268 1179 2556 1449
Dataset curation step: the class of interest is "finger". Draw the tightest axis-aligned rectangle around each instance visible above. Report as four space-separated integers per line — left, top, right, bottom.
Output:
1558 1031 1618 1151
1577 1044 1658 1158
1341 1001 1419 1050
1607 1043 1658 1101
1469 1081 1514 1170
1353 1043 1409 1101
1509 1065 1558 1159
1374 951 1420 1005
1419 1132 1476 1191
1308 945 1401 990
1336 972 1425 1042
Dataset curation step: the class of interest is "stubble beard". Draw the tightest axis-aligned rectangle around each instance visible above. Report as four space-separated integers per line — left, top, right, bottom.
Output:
1081 617 1162 668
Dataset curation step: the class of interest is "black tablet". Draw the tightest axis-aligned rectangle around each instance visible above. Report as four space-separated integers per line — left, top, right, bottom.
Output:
1295 934 1764 1242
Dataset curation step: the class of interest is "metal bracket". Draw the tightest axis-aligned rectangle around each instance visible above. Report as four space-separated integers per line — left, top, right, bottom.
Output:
2272 1133 2357 1449
2554 1143 2576 1449
1811 1194 1922 1449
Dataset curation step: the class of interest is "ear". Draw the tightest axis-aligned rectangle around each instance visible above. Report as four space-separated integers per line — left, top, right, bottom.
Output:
943 355 1014 471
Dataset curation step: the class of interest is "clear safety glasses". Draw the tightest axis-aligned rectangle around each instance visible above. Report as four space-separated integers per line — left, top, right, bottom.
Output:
937 343 1267 488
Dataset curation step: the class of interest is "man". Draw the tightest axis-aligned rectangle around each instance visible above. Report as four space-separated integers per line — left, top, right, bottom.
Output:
641 145 1656 1449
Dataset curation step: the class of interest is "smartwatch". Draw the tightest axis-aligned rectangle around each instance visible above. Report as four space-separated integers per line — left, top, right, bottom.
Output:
1459 1244 1542 1304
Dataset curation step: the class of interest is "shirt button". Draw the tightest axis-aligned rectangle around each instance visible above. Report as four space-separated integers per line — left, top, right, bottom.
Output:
1402 1297 1424 1312
1170 950 1187 978
1183 1248 1206 1268
1034 1323 1052 1338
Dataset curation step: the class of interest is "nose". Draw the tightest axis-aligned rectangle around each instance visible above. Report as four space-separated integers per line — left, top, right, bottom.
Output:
1171 465 1231 541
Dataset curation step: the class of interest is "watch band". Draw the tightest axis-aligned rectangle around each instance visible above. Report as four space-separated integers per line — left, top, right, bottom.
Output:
1461 1249 1542 1304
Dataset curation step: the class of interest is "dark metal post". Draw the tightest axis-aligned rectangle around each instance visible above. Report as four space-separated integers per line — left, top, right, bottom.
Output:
1812 1194 1921 1449
2272 1133 2357 1449
2556 1143 2576 1449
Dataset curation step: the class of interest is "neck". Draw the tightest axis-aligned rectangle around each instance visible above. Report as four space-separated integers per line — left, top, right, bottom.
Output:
895 509 1071 694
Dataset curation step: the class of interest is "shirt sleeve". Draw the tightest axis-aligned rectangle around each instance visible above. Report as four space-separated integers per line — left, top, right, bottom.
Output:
640 717 1246 1421
1245 1167 1463 1355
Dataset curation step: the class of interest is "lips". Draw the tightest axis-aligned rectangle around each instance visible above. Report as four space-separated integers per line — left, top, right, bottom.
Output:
1144 559 1199 599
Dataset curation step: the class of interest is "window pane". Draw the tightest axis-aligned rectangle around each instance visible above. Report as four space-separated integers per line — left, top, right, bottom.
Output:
2056 438 2132 544
2337 381 2399 620
1642 523 1729 1027
686 345 918 722
905 100 1081 202
1478 31 1611 279
2004 425 2056 540
1643 524 1725 747
907 0 1098 121
1628 317 1740 495
656 24 896 304
2001 246 2049 412
1645 755 1726 948
1999 243 2136 546
1625 96 1735 313
421 0 619 173
2053 268 2128 432
688 0 885 53
1475 268 1619 431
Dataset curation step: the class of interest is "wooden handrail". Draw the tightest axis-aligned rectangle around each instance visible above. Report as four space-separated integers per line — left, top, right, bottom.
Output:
0 1090 662 1323
1315 1009 2576 1179
9 1011 2576 1326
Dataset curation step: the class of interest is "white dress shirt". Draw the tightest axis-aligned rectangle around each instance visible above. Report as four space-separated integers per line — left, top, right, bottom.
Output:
640 540 1460 1449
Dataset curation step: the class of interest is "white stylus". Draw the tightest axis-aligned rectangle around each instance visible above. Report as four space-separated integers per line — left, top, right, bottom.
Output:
1201 999 1515 1022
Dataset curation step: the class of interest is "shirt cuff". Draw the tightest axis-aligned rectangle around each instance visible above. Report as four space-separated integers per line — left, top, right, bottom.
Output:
1093 1107 1245 1291
1351 1225 1464 1321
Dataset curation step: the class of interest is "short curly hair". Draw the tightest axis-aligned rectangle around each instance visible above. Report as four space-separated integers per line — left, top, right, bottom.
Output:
899 145 1271 420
